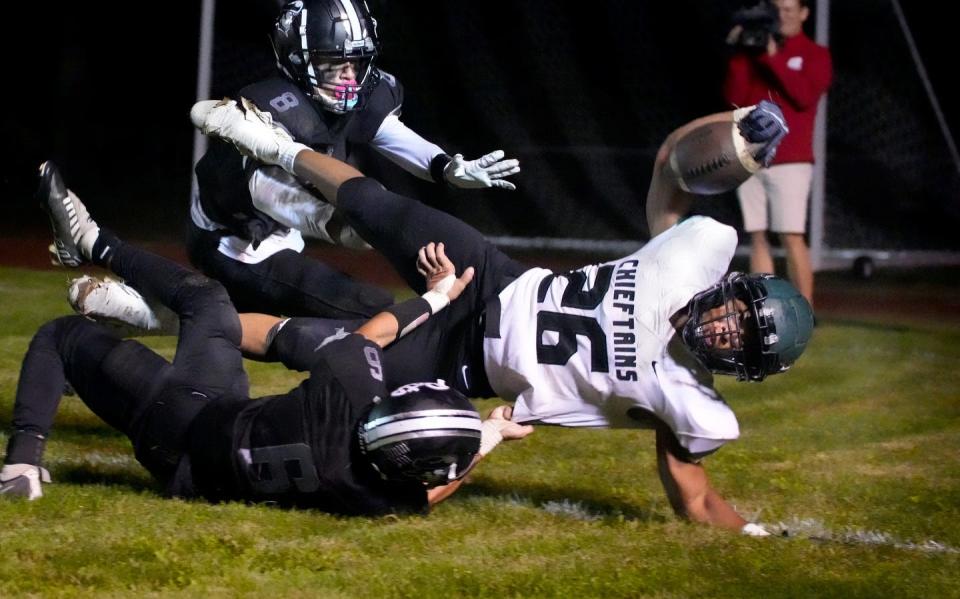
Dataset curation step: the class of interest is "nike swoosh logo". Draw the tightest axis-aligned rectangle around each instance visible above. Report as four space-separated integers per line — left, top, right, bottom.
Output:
0 482 22 494
461 365 470 387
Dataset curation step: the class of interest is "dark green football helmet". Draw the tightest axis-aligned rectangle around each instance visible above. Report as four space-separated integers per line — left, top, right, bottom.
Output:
682 272 814 381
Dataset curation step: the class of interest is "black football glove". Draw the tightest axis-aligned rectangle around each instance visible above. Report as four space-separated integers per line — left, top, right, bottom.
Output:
737 100 789 167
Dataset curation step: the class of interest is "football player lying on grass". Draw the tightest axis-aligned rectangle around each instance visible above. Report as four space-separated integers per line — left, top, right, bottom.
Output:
0 162 532 514
67 99 813 536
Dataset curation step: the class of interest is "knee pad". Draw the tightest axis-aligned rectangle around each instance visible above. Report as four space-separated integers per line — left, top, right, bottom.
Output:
34 315 107 352
177 274 231 308
337 176 416 226
176 276 241 343
337 176 388 209
32 317 72 347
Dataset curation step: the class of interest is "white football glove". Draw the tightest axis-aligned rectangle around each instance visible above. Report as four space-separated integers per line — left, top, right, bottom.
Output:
479 405 534 456
443 150 520 191
191 98 309 173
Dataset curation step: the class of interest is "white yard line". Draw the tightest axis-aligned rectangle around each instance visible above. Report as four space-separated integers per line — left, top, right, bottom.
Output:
768 517 960 554
503 495 960 554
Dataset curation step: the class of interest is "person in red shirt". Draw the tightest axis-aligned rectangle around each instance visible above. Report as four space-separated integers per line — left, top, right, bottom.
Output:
723 0 832 307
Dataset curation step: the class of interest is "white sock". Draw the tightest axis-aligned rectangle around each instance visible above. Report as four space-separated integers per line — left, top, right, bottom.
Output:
78 227 100 261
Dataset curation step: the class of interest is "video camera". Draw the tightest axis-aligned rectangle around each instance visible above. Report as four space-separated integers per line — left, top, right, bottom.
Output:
729 1 782 51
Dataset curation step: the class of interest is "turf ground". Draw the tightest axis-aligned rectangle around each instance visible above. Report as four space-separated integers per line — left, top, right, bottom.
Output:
1 262 959 598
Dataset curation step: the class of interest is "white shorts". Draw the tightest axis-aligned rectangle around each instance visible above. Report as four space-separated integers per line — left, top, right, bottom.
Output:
737 163 813 234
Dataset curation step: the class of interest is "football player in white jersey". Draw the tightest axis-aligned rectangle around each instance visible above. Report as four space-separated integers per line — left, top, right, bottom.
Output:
114 97 810 535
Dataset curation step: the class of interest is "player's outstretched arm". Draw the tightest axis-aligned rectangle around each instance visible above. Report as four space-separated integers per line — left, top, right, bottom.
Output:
370 116 521 190
191 97 365 205
442 150 521 191
238 313 288 357
655 427 769 535
645 101 788 238
354 242 474 348
239 241 473 358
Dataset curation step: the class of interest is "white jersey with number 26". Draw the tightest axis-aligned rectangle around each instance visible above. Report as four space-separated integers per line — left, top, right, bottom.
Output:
483 216 741 457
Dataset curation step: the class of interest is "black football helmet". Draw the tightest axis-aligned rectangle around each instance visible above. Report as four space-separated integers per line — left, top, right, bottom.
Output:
681 272 814 381
358 381 481 487
270 0 381 113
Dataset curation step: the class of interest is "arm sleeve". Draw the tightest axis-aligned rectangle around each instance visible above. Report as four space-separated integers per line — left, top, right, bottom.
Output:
370 114 448 182
312 333 388 412
758 46 833 111
265 317 364 372
248 165 335 243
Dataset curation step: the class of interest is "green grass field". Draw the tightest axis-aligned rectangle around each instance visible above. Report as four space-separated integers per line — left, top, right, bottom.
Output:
1 265 959 598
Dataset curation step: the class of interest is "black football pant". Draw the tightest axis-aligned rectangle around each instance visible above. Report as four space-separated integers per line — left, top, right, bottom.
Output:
271 177 526 396
186 221 393 319
7 235 248 489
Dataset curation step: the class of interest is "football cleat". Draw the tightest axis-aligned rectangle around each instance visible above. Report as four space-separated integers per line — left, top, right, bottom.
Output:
69 275 170 332
190 98 308 172
0 464 52 501
37 161 99 267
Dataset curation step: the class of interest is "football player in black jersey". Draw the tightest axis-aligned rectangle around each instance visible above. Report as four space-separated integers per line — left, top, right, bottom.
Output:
188 0 520 321
0 162 532 512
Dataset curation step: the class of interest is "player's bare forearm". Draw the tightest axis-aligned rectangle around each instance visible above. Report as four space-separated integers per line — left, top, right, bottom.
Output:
291 150 365 205
646 111 736 237
428 409 533 509
354 312 402 349
673 475 749 531
426 455 480 508
239 313 287 358
660 461 747 531
357 243 475 349
656 428 747 531
699 487 749 531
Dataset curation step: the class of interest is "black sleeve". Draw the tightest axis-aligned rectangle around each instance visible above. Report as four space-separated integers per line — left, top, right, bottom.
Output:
265 317 365 371
309 333 389 413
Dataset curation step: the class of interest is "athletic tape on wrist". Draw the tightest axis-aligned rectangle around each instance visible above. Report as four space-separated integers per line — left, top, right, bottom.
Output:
385 297 433 339
479 419 505 456
421 289 450 314
430 273 457 296
278 142 310 174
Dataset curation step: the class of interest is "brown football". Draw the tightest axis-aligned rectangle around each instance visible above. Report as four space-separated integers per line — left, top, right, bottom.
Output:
667 121 760 195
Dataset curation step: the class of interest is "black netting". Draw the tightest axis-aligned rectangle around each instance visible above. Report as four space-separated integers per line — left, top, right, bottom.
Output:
209 0 960 251
826 0 960 250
